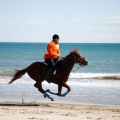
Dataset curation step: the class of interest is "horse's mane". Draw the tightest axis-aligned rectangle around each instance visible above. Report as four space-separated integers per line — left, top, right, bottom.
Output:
68 49 83 58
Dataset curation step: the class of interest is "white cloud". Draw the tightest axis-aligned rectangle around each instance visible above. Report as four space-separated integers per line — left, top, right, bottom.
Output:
25 16 120 29
27 20 48 27
96 16 120 25
65 16 120 25
22 16 120 43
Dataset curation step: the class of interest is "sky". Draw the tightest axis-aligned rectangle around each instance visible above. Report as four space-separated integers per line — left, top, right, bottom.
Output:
0 0 120 43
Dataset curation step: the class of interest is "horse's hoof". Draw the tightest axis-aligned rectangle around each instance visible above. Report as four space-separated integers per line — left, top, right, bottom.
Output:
57 93 61 96
34 84 38 88
51 98 54 101
46 89 50 92
44 94 46 98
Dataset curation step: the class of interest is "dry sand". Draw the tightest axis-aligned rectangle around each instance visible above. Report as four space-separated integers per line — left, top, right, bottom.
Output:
0 100 120 120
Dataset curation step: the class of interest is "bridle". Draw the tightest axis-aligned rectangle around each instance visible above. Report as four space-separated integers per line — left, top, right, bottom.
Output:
71 53 85 66
58 52 86 73
70 53 84 72
72 53 79 64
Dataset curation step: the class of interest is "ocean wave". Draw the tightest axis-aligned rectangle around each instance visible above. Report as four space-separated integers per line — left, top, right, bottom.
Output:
0 70 14 77
0 75 120 89
0 70 120 80
70 73 120 80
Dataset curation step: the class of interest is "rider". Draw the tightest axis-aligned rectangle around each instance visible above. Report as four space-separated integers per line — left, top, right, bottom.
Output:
44 34 60 83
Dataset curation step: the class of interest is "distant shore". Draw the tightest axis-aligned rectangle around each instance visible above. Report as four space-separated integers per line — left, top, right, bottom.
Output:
0 100 120 120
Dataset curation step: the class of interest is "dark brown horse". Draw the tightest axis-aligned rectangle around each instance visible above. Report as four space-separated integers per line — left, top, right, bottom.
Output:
9 49 88 101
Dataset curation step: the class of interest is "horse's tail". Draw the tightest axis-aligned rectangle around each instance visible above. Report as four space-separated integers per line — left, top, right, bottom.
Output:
8 69 27 84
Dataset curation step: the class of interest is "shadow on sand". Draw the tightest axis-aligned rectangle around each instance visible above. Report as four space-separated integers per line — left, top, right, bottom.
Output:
0 103 39 106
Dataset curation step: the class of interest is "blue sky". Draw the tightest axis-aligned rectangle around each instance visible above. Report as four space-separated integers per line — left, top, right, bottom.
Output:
0 0 120 43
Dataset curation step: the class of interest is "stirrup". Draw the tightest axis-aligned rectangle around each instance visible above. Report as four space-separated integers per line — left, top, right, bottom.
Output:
45 68 54 83
53 70 56 75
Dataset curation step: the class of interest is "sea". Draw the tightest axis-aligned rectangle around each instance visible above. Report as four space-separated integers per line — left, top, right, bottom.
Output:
0 42 120 105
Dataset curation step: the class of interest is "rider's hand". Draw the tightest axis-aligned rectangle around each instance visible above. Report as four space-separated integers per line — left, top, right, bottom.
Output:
55 54 60 58
57 54 60 57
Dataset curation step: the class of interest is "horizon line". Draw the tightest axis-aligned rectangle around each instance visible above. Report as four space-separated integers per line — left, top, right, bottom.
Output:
0 42 120 44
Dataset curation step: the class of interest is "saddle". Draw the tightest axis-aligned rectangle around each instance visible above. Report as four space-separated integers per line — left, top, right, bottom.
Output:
43 56 64 83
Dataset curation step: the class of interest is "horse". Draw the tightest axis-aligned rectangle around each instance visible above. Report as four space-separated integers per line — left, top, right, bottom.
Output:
9 49 88 101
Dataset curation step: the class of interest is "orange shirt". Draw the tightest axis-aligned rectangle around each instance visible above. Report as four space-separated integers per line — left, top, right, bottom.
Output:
44 41 60 59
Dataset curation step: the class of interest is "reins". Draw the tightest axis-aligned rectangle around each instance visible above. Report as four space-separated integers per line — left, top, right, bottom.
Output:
71 53 82 72
60 53 84 73
71 53 84 66
57 52 85 74
72 66 81 72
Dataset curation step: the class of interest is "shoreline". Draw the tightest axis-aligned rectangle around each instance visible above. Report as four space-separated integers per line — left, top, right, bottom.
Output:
0 92 120 105
0 99 120 106
0 100 120 120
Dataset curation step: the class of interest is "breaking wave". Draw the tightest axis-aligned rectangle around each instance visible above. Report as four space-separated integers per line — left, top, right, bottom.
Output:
70 73 120 80
0 70 120 80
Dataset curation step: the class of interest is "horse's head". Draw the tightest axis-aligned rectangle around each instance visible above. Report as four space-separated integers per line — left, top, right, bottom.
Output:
71 49 88 66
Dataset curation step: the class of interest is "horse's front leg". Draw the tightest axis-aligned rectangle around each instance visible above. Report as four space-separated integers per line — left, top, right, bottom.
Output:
57 85 62 96
46 85 62 96
44 84 60 98
46 82 71 97
60 81 71 97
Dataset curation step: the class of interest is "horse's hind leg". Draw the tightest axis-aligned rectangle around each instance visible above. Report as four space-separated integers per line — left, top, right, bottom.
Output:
36 82 44 94
37 82 54 101
34 83 38 88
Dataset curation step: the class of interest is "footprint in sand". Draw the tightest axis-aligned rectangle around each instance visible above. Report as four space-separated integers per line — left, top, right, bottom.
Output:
87 117 92 119
28 118 48 120
28 117 37 120
97 118 103 120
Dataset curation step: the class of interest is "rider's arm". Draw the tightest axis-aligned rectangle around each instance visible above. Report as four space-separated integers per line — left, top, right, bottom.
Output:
57 49 60 56
47 44 58 57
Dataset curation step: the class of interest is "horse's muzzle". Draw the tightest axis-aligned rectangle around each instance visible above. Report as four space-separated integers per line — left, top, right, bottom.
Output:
80 60 88 66
85 61 88 66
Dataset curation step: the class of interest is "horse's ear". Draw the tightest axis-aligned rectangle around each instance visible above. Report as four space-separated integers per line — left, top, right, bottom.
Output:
76 48 78 51
71 49 74 52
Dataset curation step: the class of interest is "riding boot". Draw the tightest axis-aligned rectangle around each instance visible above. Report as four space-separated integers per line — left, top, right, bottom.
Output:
45 68 54 83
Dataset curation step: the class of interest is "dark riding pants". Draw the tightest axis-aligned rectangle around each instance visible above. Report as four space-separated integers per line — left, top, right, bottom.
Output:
44 58 58 83
45 58 58 69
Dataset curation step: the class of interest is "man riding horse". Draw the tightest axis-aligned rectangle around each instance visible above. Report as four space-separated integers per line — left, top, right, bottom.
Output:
44 34 61 83
9 35 88 101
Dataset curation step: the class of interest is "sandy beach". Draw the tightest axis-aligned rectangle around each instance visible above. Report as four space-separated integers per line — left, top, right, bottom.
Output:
0 100 120 120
